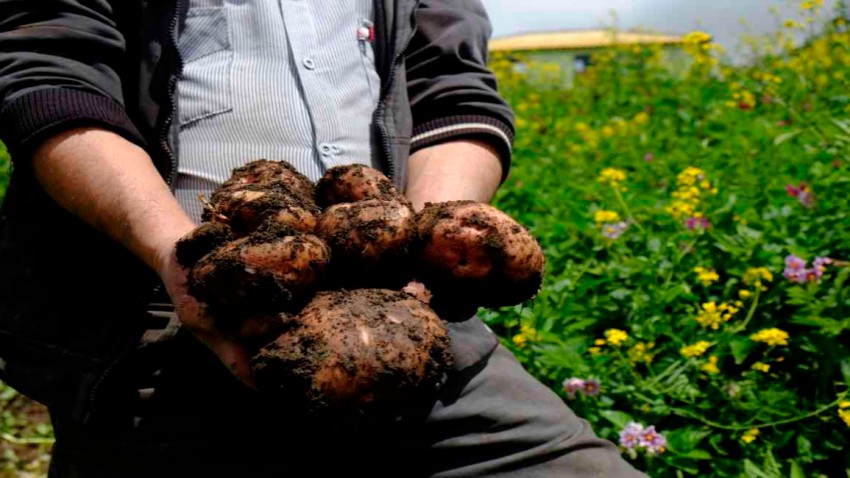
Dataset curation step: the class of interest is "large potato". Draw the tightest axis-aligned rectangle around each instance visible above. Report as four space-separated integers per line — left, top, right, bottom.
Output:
221 158 316 203
189 232 331 315
315 164 404 208
203 183 320 237
250 289 452 424
415 200 545 309
315 198 416 288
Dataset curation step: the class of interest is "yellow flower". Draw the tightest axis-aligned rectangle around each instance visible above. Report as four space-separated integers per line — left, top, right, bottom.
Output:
750 328 790 346
693 266 720 286
680 341 711 358
628 342 655 364
684 31 712 44
743 267 773 286
594 339 606 346
695 302 739 330
594 210 621 224
839 409 850 427
702 355 720 374
739 289 752 299
601 125 615 138
752 362 771 373
597 168 627 188
800 0 815 9
784 19 800 29
741 428 760 443
511 323 540 348
633 111 650 125
588 346 602 355
839 401 850 409
512 334 528 347
604 329 629 347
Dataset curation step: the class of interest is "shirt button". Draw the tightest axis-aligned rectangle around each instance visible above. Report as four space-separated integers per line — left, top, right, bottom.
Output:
331 145 342 155
303 57 316 70
319 143 333 156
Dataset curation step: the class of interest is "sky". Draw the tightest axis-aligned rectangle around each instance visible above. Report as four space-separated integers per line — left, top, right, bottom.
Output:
481 0 844 58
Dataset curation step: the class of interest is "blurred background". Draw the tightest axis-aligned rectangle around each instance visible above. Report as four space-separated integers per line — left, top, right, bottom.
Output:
2 1 850 477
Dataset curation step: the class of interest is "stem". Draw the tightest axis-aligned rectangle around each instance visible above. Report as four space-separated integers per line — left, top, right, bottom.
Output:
1 433 55 445
671 392 848 431
613 187 644 232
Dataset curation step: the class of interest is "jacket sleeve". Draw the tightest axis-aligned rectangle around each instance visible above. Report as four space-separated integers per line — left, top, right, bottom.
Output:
0 0 144 159
405 0 515 180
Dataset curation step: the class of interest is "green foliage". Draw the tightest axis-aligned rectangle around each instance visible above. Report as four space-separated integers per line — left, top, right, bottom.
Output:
0 142 8 201
487 6 850 478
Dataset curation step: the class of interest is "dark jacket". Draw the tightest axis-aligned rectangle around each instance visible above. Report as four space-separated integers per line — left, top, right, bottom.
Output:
0 0 514 424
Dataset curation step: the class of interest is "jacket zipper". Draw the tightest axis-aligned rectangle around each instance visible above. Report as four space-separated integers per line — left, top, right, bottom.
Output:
161 0 184 189
374 0 421 186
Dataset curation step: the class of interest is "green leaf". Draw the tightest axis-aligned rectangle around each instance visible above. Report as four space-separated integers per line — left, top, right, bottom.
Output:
729 337 754 365
598 409 634 429
679 449 712 460
789 460 806 478
743 459 775 478
774 129 801 146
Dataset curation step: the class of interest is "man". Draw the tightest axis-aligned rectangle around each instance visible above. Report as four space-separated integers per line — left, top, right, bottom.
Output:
0 0 644 476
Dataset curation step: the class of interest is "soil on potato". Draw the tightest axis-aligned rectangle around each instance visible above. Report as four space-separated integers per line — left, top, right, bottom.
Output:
316 199 416 289
250 289 452 426
415 200 545 308
204 183 320 237
189 233 331 317
221 159 316 203
314 164 404 207
175 222 234 268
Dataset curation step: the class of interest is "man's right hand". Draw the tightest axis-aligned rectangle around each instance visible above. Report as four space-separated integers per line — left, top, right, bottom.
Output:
155 238 256 387
32 127 253 385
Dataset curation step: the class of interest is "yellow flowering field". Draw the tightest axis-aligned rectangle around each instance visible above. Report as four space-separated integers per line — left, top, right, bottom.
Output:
485 2 850 476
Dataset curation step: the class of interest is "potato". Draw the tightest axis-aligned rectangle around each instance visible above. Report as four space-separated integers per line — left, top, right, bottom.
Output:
415 200 545 309
250 289 452 424
203 183 320 237
222 159 316 203
175 222 234 268
315 164 404 208
189 232 331 315
315 198 416 288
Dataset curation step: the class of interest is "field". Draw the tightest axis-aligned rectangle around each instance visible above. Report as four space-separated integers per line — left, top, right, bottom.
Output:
1 2 850 476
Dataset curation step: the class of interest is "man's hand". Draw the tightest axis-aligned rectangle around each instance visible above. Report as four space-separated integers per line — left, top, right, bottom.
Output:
32 127 252 384
155 239 255 386
405 139 504 320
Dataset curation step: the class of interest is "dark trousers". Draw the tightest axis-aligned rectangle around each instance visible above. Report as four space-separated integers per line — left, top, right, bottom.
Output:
48 321 645 478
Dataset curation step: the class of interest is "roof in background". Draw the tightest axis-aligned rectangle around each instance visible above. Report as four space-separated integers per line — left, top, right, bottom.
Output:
489 29 686 52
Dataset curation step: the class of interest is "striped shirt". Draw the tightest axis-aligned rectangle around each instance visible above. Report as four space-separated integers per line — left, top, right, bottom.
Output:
175 0 381 223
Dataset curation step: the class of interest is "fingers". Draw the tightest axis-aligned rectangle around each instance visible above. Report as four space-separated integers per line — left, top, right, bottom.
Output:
195 329 257 388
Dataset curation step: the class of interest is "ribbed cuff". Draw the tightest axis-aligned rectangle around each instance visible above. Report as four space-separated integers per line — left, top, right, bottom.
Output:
411 115 515 182
0 88 145 159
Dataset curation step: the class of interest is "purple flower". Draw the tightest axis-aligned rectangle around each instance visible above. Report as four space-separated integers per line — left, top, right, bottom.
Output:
638 425 668 455
583 378 601 396
601 221 629 240
785 182 815 208
685 216 710 230
813 256 833 281
784 255 833 283
619 422 643 450
784 254 808 283
643 152 654 162
562 378 585 399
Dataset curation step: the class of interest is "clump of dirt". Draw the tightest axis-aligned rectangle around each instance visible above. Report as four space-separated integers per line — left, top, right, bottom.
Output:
175 221 234 268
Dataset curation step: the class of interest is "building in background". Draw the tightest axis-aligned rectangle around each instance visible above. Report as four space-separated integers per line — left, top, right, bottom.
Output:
489 29 687 86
